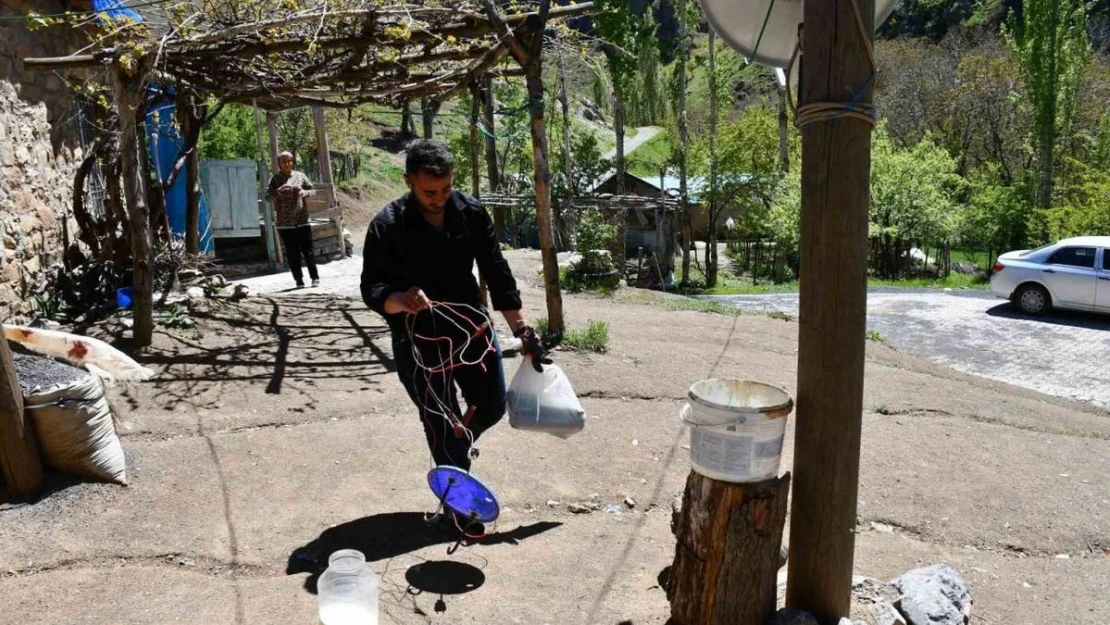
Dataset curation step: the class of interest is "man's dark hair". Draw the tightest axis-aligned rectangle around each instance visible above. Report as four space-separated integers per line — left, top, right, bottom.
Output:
405 139 455 176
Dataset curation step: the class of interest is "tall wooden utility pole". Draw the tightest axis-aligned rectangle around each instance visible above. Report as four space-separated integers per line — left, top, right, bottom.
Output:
787 0 876 621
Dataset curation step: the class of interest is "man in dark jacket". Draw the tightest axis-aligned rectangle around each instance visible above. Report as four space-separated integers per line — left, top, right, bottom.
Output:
360 139 547 471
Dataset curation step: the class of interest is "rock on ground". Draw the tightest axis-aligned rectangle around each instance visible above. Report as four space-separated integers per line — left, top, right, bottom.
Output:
852 576 906 625
891 564 972 625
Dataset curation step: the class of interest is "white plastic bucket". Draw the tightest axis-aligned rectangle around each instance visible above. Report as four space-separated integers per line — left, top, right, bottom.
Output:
680 379 793 483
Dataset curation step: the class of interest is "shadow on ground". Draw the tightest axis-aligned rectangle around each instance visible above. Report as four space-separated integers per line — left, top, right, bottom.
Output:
286 511 562 594
985 302 1110 331
110 295 398 413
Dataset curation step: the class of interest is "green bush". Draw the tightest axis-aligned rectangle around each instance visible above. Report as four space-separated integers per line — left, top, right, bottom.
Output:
532 318 610 353
565 208 620 292
574 208 618 255
865 330 888 343
563 320 610 353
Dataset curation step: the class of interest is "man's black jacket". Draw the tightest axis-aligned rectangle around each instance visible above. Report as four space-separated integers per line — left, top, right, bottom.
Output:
360 191 521 334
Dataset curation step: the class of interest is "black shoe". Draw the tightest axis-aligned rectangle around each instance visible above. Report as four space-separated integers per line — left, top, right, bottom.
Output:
295 282 305 289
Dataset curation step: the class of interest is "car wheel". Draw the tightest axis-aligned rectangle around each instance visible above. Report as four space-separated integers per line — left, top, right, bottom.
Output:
1014 284 1050 315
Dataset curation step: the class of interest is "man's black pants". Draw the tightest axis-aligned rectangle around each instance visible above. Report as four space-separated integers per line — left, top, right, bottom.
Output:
278 225 319 286
392 325 506 471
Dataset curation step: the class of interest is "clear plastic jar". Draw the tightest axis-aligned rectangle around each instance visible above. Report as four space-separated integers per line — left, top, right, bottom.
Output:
317 549 378 625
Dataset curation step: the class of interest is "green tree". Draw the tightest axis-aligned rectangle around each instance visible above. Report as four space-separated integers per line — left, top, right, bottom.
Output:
552 130 612 198
1094 112 1110 170
670 0 697 286
767 166 803 281
1005 0 1091 209
692 106 783 284
274 108 316 170
1044 158 1110 240
957 165 1034 268
870 126 966 277
630 26 666 126
199 103 257 161
595 0 653 194
947 38 1031 184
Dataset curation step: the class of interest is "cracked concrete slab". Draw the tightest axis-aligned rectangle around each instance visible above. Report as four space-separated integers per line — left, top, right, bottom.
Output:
0 437 231 573
204 397 689 571
0 567 240 625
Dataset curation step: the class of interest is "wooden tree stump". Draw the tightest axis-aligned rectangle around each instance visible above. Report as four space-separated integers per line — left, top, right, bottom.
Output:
668 471 790 625
0 333 43 495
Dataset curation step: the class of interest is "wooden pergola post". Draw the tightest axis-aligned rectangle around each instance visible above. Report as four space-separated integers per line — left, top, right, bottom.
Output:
312 106 337 208
482 0 564 337
265 111 284 266
181 93 204 255
786 0 876 621
312 106 345 257
113 64 155 348
0 329 42 496
253 100 277 265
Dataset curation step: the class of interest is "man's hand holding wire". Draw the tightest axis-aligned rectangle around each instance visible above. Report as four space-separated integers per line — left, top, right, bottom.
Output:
514 325 552 372
386 287 433 315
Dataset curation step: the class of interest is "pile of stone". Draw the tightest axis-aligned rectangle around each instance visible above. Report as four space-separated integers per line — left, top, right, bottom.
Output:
772 564 972 625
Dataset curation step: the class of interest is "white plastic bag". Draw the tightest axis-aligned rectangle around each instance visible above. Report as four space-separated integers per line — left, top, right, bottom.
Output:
507 358 585 439
24 373 128 485
5 325 154 382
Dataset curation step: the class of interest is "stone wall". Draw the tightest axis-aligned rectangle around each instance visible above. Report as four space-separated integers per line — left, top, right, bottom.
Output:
0 0 92 321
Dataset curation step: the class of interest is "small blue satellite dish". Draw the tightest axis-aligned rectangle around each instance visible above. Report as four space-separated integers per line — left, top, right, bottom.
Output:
427 466 500 524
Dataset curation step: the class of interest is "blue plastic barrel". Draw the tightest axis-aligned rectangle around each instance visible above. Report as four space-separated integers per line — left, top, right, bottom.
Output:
116 287 133 309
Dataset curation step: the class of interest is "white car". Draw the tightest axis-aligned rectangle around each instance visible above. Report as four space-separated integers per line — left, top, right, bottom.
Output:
990 236 1110 315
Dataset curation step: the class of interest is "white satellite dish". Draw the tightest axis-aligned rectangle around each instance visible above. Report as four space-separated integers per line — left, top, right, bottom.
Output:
698 0 900 68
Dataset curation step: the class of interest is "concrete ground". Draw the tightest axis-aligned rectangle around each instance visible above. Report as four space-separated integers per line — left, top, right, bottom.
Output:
1 249 1108 625
705 289 1110 409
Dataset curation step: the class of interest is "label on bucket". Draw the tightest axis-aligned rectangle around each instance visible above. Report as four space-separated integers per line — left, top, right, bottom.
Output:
687 416 786 482
755 435 784 459
692 428 753 475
